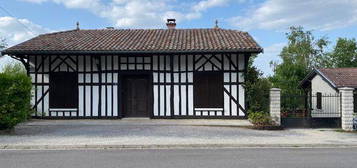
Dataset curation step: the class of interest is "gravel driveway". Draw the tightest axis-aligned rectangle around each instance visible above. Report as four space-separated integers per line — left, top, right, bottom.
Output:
0 119 357 148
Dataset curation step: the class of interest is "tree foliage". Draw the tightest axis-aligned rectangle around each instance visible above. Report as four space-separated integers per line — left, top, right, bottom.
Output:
328 38 357 68
246 55 271 113
0 63 32 130
248 26 356 113
270 26 329 95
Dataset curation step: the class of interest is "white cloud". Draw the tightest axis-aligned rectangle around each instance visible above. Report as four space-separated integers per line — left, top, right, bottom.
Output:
229 0 357 31
0 16 51 71
21 0 234 28
0 16 50 46
21 0 47 3
102 0 177 28
0 56 21 72
192 0 229 12
253 42 285 76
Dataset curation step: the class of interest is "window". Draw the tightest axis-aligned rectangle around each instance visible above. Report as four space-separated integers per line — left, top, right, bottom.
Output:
316 92 322 109
49 72 78 108
193 72 223 108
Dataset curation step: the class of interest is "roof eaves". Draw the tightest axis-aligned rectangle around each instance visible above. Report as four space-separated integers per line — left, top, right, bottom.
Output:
299 69 317 88
315 68 337 89
2 48 263 56
299 68 338 90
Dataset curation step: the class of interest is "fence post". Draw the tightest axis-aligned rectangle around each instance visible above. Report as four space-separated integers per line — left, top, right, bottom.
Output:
339 87 354 131
270 88 281 126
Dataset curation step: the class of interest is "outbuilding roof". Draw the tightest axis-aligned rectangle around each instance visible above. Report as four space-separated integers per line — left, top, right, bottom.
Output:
2 28 263 55
300 68 357 89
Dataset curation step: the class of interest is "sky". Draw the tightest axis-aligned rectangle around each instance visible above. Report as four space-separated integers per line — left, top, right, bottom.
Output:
0 0 356 75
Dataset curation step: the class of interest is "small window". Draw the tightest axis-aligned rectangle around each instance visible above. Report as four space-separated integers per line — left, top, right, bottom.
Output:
316 92 322 109
49 72 78 108
194 72 223 108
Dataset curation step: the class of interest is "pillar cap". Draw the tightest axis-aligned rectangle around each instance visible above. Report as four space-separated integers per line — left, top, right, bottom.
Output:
339 87 354 91
270 88 281 91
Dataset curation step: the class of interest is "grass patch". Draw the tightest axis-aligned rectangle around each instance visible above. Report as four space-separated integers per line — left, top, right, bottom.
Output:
334 129 357 133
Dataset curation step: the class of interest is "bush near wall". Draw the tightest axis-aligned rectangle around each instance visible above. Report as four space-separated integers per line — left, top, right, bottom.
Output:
0 64 32 130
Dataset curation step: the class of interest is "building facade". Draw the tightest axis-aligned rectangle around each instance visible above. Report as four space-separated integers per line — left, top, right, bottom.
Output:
3 24 262 119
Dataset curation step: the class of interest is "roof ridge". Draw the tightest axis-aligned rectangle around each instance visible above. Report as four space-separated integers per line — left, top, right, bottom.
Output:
319 67 357 70
34 28 248 38
39 29 79 36
48 28 246 32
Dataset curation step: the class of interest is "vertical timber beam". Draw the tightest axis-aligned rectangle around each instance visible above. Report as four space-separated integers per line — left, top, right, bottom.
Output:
34 55 38 116
48 55 52 117
96 56 102 118
41 55 45 117
83 55 86 117
170 54 174 118
75 55 79 118
244 53 250 116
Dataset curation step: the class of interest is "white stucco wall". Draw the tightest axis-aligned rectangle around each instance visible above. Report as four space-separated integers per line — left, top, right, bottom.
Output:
311 74 340 118
311 75 337 95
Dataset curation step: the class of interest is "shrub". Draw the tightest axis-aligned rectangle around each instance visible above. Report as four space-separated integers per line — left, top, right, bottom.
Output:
248 111 274 126
0 63 32 130
245 63 271 113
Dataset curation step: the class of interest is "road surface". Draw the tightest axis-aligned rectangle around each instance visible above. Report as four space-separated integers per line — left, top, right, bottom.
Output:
1 148 356 168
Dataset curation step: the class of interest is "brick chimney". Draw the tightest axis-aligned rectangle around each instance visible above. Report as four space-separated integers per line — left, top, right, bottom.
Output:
166 19 176 29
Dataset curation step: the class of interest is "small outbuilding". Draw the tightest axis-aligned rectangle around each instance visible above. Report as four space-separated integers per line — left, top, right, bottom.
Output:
300 68 357 117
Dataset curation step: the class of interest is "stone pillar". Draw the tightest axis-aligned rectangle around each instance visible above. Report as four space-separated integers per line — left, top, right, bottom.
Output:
270 88 281 126
339 87 354 131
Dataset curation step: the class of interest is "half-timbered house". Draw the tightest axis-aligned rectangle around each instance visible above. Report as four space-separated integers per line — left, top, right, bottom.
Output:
2 20 263 119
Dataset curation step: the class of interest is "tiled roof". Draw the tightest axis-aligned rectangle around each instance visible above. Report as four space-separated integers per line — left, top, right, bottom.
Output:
318 68 357 88
3 29 262 55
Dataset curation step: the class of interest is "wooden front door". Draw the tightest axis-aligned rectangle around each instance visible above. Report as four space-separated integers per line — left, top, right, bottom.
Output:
122 75 152 117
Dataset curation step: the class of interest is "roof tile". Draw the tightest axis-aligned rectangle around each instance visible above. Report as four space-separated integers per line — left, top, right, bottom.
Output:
318 68 357 88
3 28 262 54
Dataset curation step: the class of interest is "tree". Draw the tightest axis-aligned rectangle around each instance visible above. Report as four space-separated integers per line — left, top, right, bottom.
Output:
270 26 329 95
246 55 271 113
0 37 6 50
328 38 357 68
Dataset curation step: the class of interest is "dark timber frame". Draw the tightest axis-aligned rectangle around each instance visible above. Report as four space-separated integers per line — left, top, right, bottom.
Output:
11 52 253 119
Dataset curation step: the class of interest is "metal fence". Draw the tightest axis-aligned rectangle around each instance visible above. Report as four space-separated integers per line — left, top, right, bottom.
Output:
281 93 341 118
310 93 341 118
281 94 308 118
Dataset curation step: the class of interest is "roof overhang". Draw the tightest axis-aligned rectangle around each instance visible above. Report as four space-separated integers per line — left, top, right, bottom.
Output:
2 48 263 56
299 68 337 90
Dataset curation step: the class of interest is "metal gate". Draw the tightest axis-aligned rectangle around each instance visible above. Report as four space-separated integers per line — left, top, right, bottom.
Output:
281 93 341 128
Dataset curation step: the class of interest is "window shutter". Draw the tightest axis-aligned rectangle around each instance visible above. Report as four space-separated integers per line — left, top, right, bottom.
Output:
194 72 223 108
49 72 78 108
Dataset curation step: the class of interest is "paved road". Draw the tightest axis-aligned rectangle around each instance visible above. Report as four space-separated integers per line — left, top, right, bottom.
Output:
1 148 357 168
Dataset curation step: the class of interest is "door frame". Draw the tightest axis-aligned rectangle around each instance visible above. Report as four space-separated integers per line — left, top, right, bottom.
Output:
119 71 153 118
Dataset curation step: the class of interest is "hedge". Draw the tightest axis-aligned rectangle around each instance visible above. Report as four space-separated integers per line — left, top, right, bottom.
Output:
0 63 32 130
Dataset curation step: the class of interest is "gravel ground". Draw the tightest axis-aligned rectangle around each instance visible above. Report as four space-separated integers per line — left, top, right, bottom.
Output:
0 119 357 147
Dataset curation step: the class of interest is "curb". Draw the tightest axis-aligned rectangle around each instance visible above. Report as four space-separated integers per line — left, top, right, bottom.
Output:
2 144 357 150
